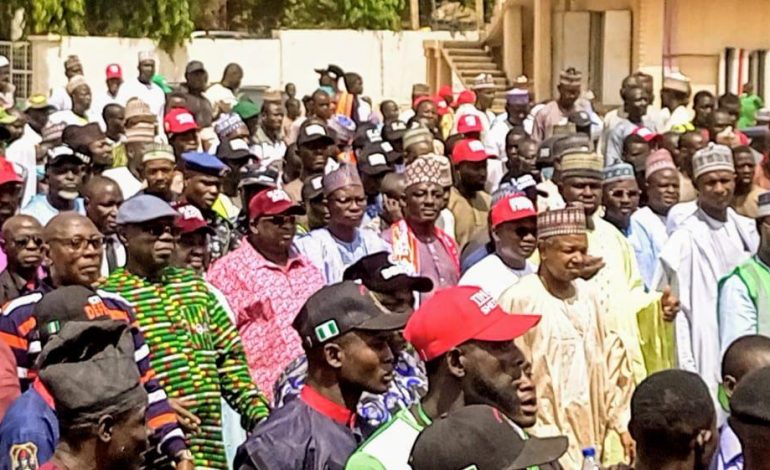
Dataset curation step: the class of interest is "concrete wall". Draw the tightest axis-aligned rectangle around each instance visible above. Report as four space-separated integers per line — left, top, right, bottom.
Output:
29 29 478 109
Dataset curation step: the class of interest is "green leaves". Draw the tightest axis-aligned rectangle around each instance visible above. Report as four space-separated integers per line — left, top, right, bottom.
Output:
5 0 407 51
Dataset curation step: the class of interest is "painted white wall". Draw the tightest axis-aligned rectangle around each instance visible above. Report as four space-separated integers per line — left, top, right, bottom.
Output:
29 30 478 109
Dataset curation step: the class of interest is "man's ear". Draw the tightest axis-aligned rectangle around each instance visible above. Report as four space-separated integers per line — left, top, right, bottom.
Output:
446 347 467 379
116 227 128 246
97 414 116 443
723 375 738 398
323 342 344 370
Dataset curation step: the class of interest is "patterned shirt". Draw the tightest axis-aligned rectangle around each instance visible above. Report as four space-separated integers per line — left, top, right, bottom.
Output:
207 242 324 401
273 348 427 429
100 267 270 469
0 289 187 463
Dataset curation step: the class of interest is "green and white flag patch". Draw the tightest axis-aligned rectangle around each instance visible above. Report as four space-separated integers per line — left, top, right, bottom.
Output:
315 319 340 342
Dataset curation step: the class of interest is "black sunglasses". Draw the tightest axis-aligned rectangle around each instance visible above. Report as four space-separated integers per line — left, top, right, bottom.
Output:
262 214 297 226
143 224 181 238
12 235 44 248
514 226 537 238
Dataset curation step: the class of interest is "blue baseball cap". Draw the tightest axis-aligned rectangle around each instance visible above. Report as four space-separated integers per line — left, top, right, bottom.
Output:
116 195 179 225
181 151 228 177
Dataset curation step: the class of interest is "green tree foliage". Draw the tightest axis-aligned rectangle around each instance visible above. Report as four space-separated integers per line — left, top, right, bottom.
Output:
282 0 405 30
2 0 406 49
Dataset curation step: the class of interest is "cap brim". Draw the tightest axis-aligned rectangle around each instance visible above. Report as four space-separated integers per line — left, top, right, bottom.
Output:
473 311 541 342
254 201 306 219
360 165 393 176
238 178 277 189
509 435 569 469
356 311 410 332
0 174 23 186
369 274 434 294
299 135 334 147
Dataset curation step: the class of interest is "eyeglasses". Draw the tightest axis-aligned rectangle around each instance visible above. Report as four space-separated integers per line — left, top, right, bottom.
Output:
50 165 85 176
262 214 297 226
329 196 367 207
49 235 105 251
609 189 641 199
142 224 181 238
514 226 537 238
12 235 44 248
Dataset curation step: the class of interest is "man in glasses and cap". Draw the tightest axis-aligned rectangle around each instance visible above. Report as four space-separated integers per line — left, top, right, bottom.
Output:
459 192 537 299
236 281 409 470
101 194 270 469
295 164 390 284
207 188 324 401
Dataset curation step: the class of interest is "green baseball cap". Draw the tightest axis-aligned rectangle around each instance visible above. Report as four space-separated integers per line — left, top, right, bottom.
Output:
152 73 173 94
233 100 261 121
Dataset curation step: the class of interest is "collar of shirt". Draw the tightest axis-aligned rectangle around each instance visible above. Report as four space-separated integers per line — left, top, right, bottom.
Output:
698 207 729 229
243 239 306 272
718 422 743 467
255 125 284 145
33 378 56 409
300 385 357 427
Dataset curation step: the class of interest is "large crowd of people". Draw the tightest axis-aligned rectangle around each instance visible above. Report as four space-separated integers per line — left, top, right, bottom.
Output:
0 49 768 470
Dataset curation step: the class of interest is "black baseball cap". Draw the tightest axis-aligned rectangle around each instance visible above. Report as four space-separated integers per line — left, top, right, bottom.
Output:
297 121 335 148
343 251 433 294
382 120 408 143
185 60 205 74
217 136 254 161
301 174 325 201
353 122 383 150
362 141 401 166
34 285 131 346
292 281 409 348
409 405 568 470
357 148 393 176
238 164 279 189
568 110 592 128
730 365 770 426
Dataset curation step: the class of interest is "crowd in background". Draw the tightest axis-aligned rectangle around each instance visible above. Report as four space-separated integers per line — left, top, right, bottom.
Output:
0 50 768 470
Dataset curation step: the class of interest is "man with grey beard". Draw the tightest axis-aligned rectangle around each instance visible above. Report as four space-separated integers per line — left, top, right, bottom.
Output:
21 145 87 225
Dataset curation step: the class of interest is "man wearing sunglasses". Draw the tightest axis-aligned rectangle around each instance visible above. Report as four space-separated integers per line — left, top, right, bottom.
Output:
208 187 324 402
21 145 87 226
0 215 47 303
459 193 537 299
101 194 270 469
602 162 641 236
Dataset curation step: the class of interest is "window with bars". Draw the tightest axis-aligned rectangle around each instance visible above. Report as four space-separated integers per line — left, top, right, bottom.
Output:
0 41 31 105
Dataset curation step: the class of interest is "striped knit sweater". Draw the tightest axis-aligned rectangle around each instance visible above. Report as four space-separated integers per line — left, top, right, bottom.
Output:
101 267 270 470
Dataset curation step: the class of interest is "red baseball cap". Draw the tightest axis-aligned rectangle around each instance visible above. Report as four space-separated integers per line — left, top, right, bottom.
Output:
452 138 490 164
248 187 306 220
0 158 21 186
175 203 214 235
164 108 198 135
457 89 476 105
490 193 537 228
631 126 659 143
434 96 450 116
404 286 541 361
413 95 433 109
105 64 122 80
457 113 483 134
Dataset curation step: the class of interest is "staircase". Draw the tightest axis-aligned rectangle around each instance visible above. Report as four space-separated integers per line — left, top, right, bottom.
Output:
440 41 509 113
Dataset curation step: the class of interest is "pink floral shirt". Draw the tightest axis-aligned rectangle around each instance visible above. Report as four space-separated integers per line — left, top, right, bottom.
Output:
207 241 324 400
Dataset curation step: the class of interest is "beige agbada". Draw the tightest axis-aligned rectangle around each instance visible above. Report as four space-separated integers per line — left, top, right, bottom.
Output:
499 274 633 468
